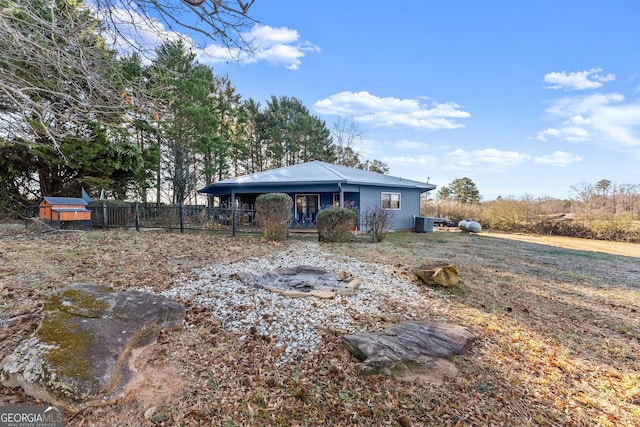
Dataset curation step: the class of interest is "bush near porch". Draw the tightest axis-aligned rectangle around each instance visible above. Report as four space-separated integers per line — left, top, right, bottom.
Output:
317 207 356 242
256 193 293 241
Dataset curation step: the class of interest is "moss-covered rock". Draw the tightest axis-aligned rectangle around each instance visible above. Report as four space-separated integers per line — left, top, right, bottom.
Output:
0 283 185 408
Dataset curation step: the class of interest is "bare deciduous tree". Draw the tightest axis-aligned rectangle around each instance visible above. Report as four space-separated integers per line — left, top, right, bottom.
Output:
0 0 256 148
96 0 257 54
0 0 130 145
331 116 363 167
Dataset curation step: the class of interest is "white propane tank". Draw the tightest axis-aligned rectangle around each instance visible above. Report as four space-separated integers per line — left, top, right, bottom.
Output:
458 219 482 233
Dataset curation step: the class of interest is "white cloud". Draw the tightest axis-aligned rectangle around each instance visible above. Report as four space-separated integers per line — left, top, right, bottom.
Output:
544 68 615 91
254 43 311 70
97 6 190 61
314 91 470 130
315 91 419 114
546 92 625 116
384 154 439 167
533 151 582 167
250 25 300 45
393 139 432 150
536 126 590 142
537 92 640 147
444 148 530 170
199 25 320 70
97 8 318 70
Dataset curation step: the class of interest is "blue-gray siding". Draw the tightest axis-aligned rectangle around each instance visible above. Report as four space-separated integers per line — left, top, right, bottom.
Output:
359 185 421 230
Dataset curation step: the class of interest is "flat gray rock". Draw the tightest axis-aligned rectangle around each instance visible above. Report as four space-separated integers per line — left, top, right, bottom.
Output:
1 283 185 409
342 321 477 382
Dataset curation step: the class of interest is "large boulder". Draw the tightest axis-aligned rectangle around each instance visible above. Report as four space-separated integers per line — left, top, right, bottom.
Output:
0 283 185 409
342 321 477 383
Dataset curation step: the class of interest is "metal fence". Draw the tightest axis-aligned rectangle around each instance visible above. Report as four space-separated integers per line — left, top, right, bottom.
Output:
24 202 380 239
24 202 262 235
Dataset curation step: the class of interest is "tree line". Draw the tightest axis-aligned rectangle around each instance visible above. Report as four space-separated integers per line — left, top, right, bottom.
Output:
424 177 640 241
0 0 383 213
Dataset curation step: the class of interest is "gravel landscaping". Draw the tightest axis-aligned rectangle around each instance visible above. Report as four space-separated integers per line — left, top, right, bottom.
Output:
1 225 639 426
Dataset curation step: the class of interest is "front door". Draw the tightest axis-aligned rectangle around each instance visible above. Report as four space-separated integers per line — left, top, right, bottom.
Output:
295 194 319 224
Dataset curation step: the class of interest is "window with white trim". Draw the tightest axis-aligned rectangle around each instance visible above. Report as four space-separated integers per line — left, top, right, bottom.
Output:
381 192 401 210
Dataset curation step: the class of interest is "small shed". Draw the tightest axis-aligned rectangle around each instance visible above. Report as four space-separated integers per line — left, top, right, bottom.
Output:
39 197 92 230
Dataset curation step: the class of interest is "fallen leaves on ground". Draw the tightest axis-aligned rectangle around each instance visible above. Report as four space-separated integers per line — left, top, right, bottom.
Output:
1 224 639 426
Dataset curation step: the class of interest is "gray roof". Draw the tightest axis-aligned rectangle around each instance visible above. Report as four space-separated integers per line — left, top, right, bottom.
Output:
51 207 91 212
42 196 88 206
199 161 435 195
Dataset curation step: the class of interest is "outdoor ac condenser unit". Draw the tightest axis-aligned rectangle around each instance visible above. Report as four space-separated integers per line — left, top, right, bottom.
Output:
414 216 434 233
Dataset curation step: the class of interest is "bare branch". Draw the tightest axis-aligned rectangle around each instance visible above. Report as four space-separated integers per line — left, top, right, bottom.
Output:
0 0 256 151
0 2 133 141
96 0 257 53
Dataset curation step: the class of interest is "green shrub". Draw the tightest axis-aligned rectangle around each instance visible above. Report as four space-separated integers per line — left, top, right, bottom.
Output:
255 193 293 241
317 208 355 242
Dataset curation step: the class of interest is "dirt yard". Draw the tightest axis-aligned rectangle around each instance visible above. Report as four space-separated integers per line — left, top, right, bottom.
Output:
1 224 639 426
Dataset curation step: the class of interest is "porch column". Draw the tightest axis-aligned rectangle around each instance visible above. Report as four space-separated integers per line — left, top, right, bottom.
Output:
338 183 344 207
231 190 236 236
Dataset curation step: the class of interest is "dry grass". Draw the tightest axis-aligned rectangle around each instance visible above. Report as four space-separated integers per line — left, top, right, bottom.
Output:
481 230 640 258
1 223 639 426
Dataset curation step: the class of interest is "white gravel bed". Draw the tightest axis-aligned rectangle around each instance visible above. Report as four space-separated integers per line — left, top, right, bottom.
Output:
146 241 450 363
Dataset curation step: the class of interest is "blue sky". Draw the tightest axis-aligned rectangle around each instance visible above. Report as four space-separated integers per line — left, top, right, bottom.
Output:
113 1 640 200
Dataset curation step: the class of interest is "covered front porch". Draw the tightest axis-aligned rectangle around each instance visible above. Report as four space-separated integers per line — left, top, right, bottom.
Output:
208 190 361 231
198 161 436 234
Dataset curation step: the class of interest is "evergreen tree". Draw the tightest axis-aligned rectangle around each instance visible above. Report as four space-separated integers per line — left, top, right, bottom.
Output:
436 186 451 201
262 96 334 169
211 76 244 181
148 41 214 204
241 99 267 174
0 0 149 199
439 177 481 204
366 159 390 174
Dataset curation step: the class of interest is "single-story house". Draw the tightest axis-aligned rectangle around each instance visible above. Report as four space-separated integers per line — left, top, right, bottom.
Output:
198 160 436 230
